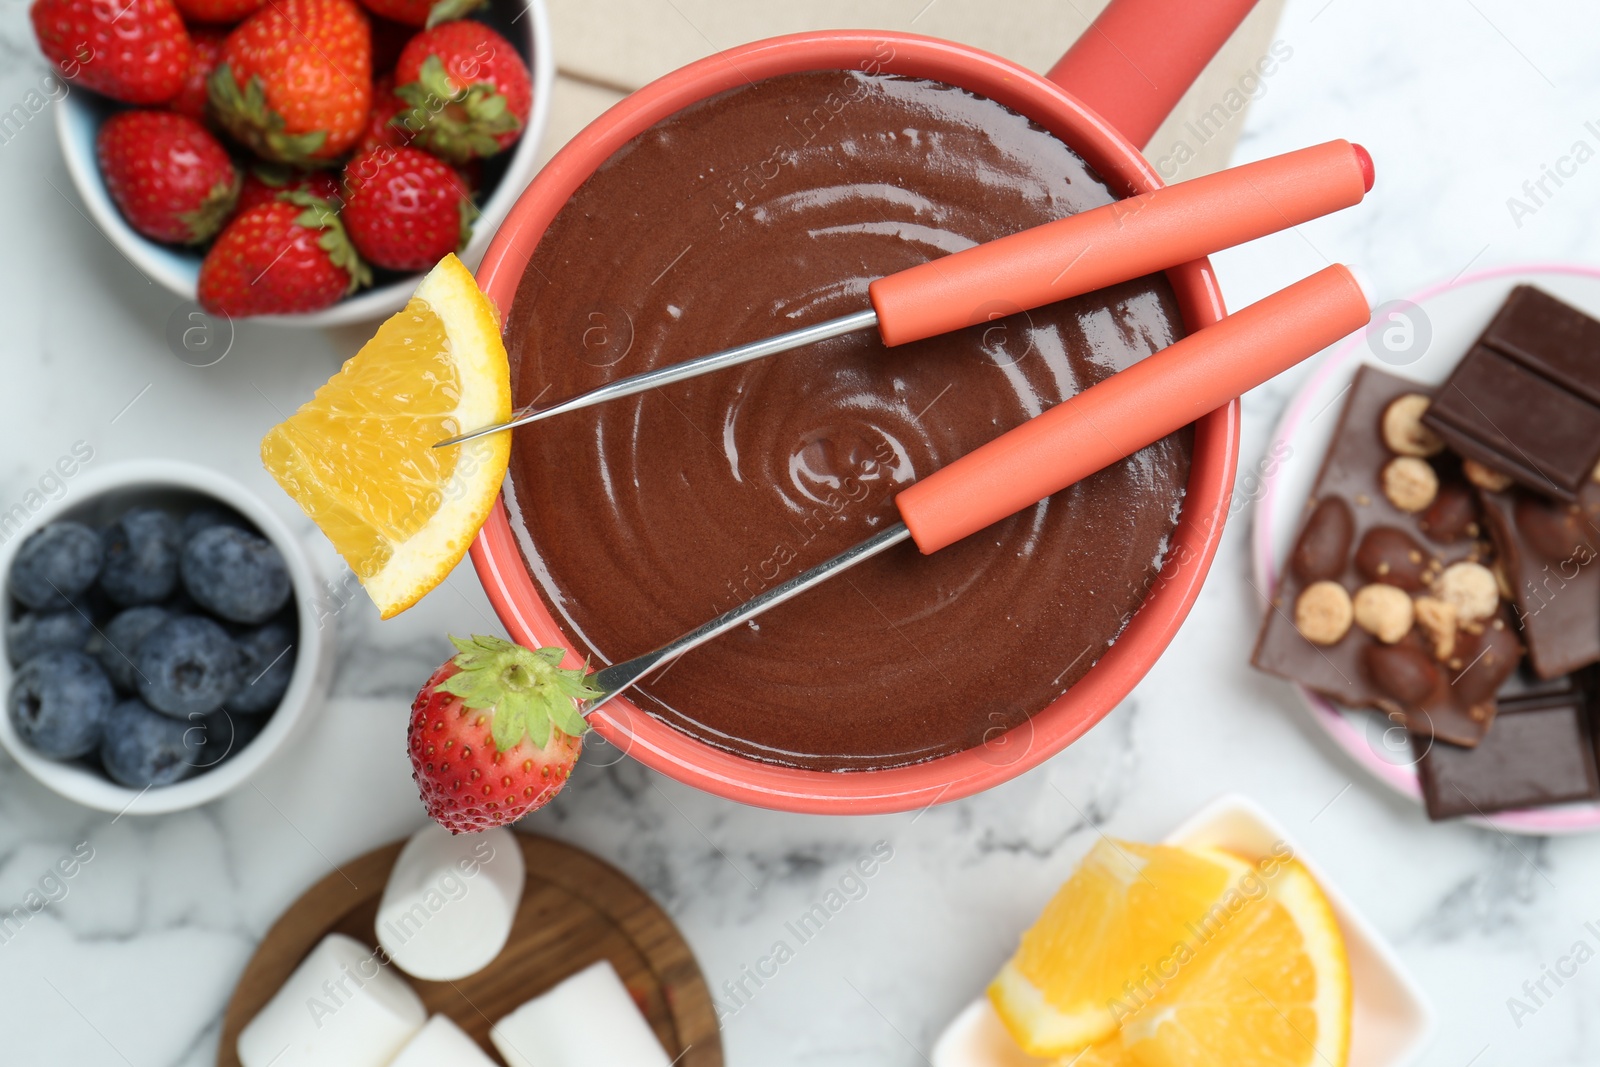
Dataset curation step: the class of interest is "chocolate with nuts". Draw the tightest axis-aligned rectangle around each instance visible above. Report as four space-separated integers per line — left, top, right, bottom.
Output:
1253 366 1522 745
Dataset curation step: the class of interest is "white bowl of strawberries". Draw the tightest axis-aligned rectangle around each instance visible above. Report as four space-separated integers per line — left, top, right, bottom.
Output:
41 0 552 325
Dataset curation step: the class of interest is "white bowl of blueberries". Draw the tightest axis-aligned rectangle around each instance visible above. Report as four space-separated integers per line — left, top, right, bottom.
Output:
0 460 331 814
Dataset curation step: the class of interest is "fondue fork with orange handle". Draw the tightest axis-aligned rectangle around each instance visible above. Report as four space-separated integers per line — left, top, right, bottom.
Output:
436 139 1373 448
576 263 1372 713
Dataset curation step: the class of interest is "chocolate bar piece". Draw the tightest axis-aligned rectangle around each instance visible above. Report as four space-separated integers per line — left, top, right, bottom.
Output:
1423 287 1600 501
1413 686 1600 820
1253 366 1522 746
1477 482 1600 678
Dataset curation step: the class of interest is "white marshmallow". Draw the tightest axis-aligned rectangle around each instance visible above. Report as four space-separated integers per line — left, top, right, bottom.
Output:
376 824 525 982
388 1015 499 1067
237 933 425 1067
490 960 672 1067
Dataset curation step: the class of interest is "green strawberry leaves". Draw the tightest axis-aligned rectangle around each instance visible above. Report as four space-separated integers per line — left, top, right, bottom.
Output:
394 55 522 164
178 172 243 245
281 189 373 294
438 634 601 753
208 64 329 165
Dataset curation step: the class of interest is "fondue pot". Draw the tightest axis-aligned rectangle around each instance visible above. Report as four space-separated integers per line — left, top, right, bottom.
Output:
473 0 1260 813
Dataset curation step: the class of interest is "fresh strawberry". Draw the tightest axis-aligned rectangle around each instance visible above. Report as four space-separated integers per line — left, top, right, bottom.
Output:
236 165 342 213
98 111 239 245
168 26 225 124
393 21 529 164
342 146 474 271
358 0 481 29
198 193 370 315
356 73 409 154
173 0 262 24
31 0 191 105
408 635 598 834
209 0 371 164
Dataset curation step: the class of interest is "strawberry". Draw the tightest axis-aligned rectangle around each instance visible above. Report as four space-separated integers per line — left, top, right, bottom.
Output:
393 21 530 164
168 26 225 125
97 111 239 245
31 0 191 105
198 193 370 315
173 0 262 24
209 0 371 164
236 164 342 213
408 635 598 834
358 0 481 29
356 73 409 154
342 146 475 271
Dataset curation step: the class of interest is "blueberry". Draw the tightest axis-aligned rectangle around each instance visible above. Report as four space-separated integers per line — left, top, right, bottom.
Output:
99 508 181 606
229 623 296 714
98 606 170 692
136 616 244 718
181 507 249 542
180 526 291 625
8 522 102 611
186 709 263 770
8 650 114 759
6 610 93 665
99 699 195 788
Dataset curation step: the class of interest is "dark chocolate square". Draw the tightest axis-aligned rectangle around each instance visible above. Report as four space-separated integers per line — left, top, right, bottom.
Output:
1426 346 1600 497
1482 285 1600 406
1414 691 1600 820
1422 285 1600 501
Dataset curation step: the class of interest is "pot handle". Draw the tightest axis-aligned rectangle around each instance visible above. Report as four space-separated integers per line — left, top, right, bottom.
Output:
1046 0 1260 149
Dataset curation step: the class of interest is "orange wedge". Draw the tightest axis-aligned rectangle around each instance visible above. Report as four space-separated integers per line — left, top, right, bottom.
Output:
1114 857 1351 1067
989 839 1254 1056
261 254 511 618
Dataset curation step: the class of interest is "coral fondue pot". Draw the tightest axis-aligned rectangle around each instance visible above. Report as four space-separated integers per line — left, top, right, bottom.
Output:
472 0 1259 813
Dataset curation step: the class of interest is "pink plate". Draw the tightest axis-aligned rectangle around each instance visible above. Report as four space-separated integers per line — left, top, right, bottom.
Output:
1253 262 1600 836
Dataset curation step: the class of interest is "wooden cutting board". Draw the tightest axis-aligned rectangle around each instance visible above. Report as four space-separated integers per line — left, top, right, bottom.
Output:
217 832 722 1066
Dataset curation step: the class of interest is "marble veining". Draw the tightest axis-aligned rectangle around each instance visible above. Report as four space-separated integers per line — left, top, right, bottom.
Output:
5 0 1600 1064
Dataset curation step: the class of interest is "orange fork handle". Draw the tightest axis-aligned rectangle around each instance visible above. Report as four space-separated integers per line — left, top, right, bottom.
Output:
868 140 1372 348
895 264 1371 554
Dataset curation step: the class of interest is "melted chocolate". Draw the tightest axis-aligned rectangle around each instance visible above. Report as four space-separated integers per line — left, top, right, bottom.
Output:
503 71 1192 771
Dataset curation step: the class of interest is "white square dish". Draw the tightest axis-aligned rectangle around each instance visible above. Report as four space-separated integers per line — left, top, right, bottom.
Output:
931 793 1435 1067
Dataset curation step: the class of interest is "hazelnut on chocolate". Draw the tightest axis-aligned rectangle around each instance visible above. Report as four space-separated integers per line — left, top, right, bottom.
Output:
1353 526 1430 590
1417 483 1478 543
1463 458 1513 492
1352 583 1414 643
1294 580 1353 645
1290 497 1355 581
1414 595 1457 661
1382 457 1439 513
1362 643 1439 706
1434 561 1499 624
1381 394 1445 457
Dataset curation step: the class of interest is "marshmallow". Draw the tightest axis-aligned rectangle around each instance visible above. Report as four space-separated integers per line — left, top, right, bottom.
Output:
490 960 672 1067
376 824 525 981
389 1015 499 1067
237 933 425 1067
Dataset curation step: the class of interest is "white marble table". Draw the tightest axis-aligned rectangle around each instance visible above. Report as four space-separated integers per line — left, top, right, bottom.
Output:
3 0 1600 1064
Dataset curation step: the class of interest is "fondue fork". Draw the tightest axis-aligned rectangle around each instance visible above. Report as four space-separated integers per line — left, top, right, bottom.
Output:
437 140 1373 448
575 264 1372 714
